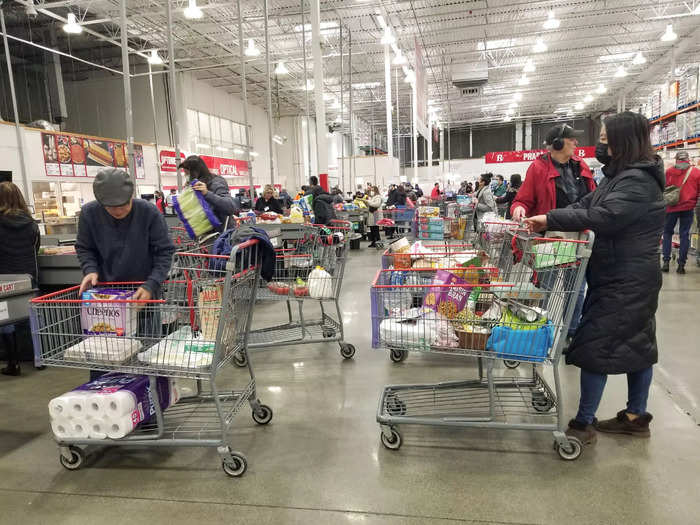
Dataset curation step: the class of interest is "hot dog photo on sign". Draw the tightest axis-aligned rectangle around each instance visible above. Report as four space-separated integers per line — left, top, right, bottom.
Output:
85 139 115 176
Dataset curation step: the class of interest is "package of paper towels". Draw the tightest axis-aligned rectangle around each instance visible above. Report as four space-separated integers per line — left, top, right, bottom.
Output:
48 373 180 441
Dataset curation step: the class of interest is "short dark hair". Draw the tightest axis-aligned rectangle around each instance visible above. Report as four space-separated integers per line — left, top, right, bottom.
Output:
509 174 522 188
480 173 493 184
309 176 319 186
301 185 309 191
179 155 212 183
604 111 655 175
496 175 504 182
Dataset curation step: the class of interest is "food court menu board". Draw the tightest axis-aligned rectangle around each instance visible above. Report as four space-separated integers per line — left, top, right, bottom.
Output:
42 132 144 179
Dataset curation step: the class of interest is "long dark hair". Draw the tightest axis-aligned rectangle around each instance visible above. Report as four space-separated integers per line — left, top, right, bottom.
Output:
509 174 522 189
179 155 213 184
0 182 31 216
604 112 655 175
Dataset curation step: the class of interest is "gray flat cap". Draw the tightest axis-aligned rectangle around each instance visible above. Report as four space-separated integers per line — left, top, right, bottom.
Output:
93 168 134 206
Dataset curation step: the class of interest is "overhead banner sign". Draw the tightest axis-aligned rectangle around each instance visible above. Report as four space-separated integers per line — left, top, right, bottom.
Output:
414 38 428 139
42 131 145 179
485 146 596 164
159 149 249 178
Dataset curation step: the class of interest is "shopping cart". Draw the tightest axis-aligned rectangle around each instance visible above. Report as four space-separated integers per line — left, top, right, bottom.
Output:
30 240 271 477
244 220 356 362
475 219 522 263
381 206 416 239
371 229 594 460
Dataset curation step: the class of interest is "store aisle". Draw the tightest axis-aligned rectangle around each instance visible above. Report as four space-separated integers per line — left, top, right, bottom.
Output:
0 248 699 525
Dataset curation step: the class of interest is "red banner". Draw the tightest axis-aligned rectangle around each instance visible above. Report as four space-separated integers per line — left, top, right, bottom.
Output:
485 146 595 164
159 149 248 177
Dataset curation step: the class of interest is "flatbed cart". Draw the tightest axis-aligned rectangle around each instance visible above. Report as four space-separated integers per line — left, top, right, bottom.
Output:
29 240 271 477
243 220 356 364
371 230 594 460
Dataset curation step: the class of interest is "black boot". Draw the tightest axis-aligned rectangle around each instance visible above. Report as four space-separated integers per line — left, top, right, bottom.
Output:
677 264 685 274
661 260 670 272
1 331 20 376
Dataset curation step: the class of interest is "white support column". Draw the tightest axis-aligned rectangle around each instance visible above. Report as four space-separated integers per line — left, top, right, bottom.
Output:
525 119 533 149
439 127 444 175
412 80 418 184
120 0 135 182
384 45 393 159
427 124 432 178
310 0 328 183
515 120 523 150
469 127 473 158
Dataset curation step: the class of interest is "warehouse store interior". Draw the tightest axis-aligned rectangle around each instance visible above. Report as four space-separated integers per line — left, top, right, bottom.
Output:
1 0 700 524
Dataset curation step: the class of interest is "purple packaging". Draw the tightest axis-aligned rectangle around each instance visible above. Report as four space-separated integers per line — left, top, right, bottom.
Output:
81 288 138 336
423 269 471 319
74 373 173 427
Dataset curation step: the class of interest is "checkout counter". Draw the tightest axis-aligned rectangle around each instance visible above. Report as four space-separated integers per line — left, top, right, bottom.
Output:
0 275 38 328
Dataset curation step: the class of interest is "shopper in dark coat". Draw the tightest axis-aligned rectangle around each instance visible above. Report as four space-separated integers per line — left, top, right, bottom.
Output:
525 111 664 445
305 176 336 225
495 174 521 219
179 155 240 228
0 182 40 376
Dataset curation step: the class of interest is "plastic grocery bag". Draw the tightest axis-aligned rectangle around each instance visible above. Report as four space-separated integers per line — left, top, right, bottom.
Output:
308 266 334 298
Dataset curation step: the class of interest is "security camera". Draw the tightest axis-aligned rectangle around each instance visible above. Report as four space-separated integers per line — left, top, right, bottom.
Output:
24 1 39 18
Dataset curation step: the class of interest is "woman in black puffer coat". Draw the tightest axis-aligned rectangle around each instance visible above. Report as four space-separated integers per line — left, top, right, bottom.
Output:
525 112 664 446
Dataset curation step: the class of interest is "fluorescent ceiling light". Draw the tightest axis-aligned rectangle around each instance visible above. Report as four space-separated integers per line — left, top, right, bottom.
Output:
233 148 245 155
183 0 203 19
508 102 518 109
216 146 228 151
63 13 82 34
353 82 380 89
632 52 647 65
196 143 210 148
249 151 260 158
504 116 513 122
404 70 415 84
393 50 407 65
518 74 530 86
661 24 677 41
272 135 284 145
554 107 570 113
274 61 289 75
303 79 314 91
293 21 339 32
584 94 593 103
244 39 260 57
614 65 628 77
147 49 163 65
375 15 386 28
381 27 395 45
505 108 514 116
523 59 535 73
533 38 547 53
598 52 635 62
543 10 560 30
574 102 584 110
513 92 523 101
596 83 607 94
477 39 515 51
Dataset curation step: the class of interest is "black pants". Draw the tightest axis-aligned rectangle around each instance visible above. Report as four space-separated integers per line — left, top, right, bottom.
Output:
368 225 380 243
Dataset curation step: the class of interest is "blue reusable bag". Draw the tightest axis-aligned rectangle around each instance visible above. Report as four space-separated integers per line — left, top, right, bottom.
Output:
487 321 555 362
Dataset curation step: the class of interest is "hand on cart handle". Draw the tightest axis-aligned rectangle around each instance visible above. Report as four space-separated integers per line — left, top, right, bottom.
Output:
78 272 99 294
512 206 527 222
132 287 153 302
524 215 548 233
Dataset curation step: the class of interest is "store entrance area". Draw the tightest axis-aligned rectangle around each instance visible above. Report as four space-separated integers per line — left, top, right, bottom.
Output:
1 249 698 525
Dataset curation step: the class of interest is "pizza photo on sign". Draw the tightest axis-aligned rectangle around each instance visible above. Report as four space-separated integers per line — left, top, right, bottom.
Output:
70 137 87 164
57 136 72 164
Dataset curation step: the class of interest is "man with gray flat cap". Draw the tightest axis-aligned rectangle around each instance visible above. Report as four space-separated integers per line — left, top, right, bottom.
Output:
76 168 175 301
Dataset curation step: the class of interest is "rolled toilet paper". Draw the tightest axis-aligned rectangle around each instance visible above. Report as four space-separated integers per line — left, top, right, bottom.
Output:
87 419 108 439
50 417 73 440
85 395 108 418
104 390 137 419
105 416 136 440
48 397 71 419
66 393 88 419
70 418 90 439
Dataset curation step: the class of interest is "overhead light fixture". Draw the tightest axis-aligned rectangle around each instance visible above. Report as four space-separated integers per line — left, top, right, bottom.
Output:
293 21 339 33
614 65 628 77
233 147 245 155
596 83 607 94
523 59 535 73
404 70 415 84
632 52 647 65
244 39 260 57
392 50 407 66
274 61 289 75
661 23 677 42
303 79 314 91
148 49 163 65
334 115 342 123
272 135 285 145
505 108 514 116
477 39 515 51
196 143 210 148
695 4 700 14
183 0 203 19
513 92 523 101
249 151 260 158
574 102 584 110
380 27 395 45
216 146 228 151
533 38 547 53
63 13 82 34
375 14 387 28
598 52 635 62
518 74 530 86
508 102 518 109
584 94 593 103
504 116 513 122
543 10 560 30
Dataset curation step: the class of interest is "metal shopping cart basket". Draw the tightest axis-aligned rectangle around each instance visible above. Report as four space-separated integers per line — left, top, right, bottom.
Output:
371 229 594 460
244 220 356 362
30 240 271 477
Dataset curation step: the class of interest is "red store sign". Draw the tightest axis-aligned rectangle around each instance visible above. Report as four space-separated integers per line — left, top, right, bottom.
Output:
159 150 249 177
485 146 595 164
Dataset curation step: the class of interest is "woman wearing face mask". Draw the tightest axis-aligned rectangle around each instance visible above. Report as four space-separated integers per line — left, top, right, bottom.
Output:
178 155 239 228
593 125 612 184
473 173 498 229
365 186 383 248
525 111 665 447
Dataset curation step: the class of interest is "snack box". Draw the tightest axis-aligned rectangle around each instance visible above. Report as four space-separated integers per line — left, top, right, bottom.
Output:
81 288 138 336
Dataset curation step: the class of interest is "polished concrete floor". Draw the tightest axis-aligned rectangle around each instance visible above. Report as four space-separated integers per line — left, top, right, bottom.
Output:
1 246 699 525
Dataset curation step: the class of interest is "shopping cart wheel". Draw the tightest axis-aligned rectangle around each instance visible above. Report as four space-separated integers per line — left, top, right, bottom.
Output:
233 352 248 368
389 349 408 363
340 343 356 359
59 446 85 471
222 453 248 477
380 428 402 450
503 360 520 369
531 392 554 412
252 404 273 425
323 328 336 338
555 437 583 461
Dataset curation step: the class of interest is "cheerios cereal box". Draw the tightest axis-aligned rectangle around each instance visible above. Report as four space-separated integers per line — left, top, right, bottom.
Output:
81 288 138 336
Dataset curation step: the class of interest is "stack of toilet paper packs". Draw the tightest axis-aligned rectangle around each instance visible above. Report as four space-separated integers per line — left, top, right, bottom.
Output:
48 373 181 440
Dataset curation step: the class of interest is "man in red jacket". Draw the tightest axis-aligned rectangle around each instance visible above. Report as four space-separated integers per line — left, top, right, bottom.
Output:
511 124 596 221
661 150 700 274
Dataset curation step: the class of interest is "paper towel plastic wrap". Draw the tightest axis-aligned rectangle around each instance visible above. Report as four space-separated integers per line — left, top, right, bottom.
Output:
48 373 180 441
63 336 142 364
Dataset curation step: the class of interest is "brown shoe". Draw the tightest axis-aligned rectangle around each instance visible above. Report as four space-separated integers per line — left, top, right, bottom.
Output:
594 410 652 437
566 419 597 445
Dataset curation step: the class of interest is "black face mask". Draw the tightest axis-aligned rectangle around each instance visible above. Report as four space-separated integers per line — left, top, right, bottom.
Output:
595 142 612 165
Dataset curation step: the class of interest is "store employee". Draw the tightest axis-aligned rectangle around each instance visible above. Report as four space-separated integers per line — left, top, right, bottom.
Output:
76 168 175 302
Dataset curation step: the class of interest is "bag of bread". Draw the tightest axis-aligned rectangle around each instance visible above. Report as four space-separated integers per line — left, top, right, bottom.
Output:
198 284 223 340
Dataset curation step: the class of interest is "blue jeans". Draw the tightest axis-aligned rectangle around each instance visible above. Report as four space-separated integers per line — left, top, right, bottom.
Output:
662 210 694 265
567 283 586 339
575 367 653 425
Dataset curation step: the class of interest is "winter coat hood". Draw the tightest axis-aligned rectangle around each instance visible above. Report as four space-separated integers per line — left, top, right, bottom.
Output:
605 155 665 190
0 212 35 229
